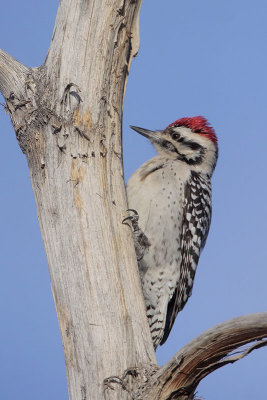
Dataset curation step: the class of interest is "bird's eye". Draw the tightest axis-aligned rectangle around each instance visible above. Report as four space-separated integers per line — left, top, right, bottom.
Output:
171 132 180 141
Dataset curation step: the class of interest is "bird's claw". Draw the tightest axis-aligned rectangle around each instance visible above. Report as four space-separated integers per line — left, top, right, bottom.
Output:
122 208 150 261
122 209 139 231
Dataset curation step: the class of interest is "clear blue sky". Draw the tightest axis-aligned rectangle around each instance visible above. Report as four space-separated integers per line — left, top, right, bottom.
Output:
0 1 266 399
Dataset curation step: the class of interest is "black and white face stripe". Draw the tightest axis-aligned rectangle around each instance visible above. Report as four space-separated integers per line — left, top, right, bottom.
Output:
171 130 200 148
161 140 177 152
164 127 206 165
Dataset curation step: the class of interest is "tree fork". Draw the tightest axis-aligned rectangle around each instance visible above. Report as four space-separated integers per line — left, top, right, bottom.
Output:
1 1 267 400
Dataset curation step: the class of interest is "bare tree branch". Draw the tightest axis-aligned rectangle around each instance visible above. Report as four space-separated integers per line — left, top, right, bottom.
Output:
143 312 267 400
0 49 28 98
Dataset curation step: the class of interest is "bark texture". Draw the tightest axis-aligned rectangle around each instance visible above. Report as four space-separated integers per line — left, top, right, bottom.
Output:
0 1 156 399
1 1 267 400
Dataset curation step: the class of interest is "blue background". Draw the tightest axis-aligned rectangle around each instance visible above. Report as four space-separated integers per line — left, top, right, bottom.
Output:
0 1 266 398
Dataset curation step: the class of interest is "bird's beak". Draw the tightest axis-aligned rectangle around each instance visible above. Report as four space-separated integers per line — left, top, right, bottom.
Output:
130 126 163 143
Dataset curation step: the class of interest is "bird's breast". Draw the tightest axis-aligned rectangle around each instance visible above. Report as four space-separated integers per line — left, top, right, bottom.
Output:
127 160 190 281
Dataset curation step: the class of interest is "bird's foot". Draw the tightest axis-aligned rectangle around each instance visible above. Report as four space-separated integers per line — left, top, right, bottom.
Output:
122 209 140 232
122 209 150 261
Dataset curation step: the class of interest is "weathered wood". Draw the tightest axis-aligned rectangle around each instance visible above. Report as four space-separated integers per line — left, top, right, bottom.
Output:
0 50 29 98
143 312 267 400
0 1 156 399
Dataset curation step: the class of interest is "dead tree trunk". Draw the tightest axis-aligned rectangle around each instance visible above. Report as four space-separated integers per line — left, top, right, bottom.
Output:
0 1 266 400
0 1 156 399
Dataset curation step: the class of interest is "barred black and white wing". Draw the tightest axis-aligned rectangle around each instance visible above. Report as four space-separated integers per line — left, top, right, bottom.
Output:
160 171 212 345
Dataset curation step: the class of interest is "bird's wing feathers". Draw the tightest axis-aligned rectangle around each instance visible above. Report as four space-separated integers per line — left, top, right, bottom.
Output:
160 172 212 345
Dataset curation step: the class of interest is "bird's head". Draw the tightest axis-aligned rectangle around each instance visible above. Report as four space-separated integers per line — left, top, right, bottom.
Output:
130 116 218 174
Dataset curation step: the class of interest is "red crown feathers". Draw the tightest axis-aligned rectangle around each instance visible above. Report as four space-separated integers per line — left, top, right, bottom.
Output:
168 116 217 146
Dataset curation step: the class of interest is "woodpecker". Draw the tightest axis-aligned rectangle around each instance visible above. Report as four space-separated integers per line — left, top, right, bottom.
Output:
125 116 218 349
